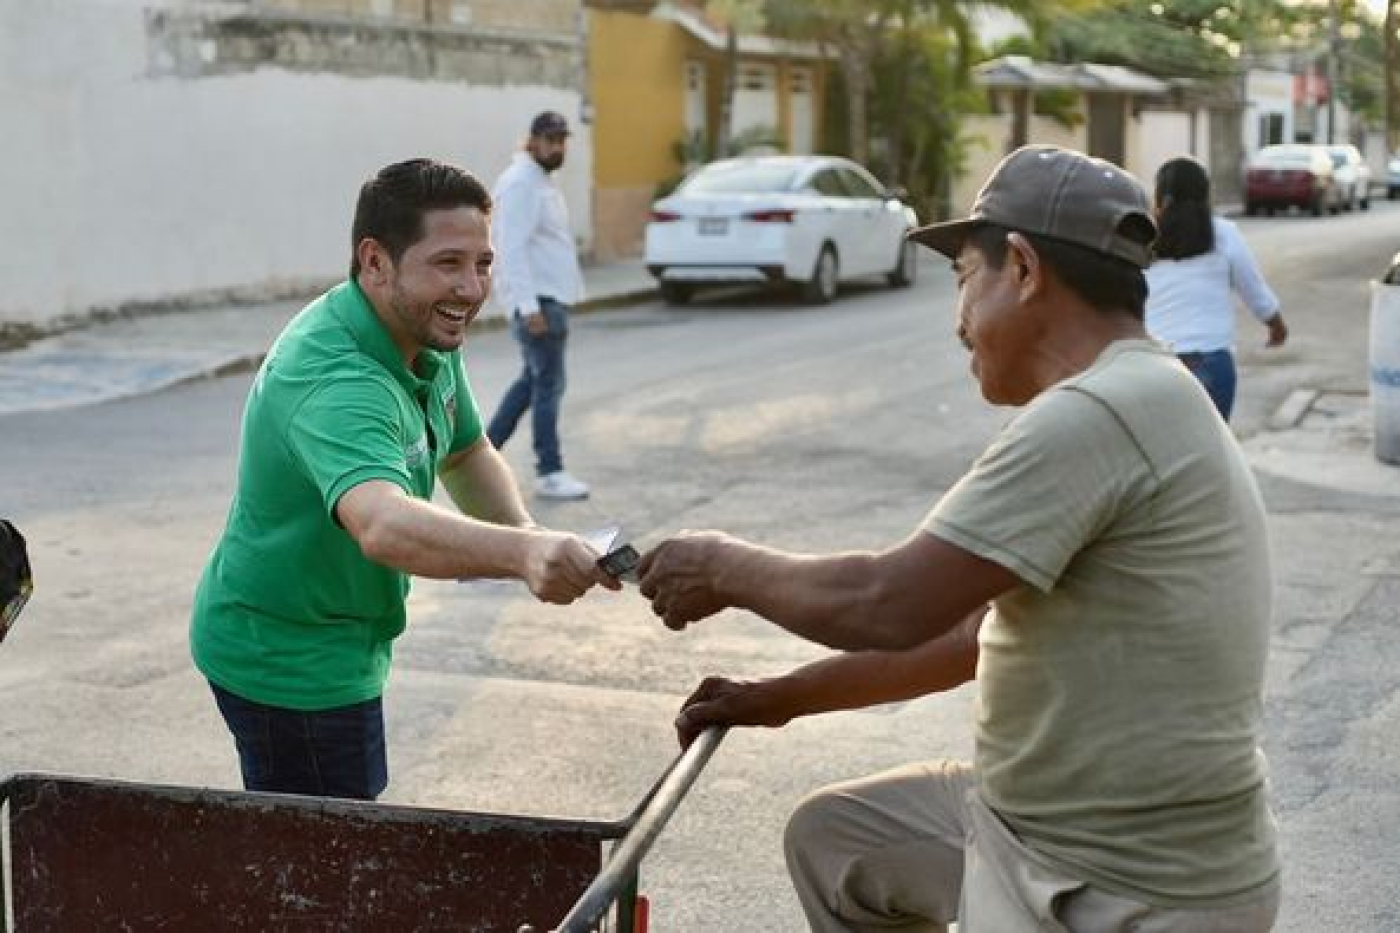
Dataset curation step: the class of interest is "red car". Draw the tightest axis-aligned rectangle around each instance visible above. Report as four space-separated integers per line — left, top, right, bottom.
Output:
1244 144 1342 217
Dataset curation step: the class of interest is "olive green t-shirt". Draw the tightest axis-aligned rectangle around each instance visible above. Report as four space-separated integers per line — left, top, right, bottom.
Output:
925 339 1279 906
190 281 483 710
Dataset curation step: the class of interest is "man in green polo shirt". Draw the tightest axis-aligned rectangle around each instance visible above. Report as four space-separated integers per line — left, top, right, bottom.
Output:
191 159 617 801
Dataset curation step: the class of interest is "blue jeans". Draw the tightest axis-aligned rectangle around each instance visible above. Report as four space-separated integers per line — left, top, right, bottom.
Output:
1178 349 1237 421
487 297 569 476
210 682 388 801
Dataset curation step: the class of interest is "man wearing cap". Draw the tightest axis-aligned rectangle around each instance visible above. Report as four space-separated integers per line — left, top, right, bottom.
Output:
636 145 1281 930
486 110 590 501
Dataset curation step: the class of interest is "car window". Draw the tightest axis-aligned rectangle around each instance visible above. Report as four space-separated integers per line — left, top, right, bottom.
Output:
1254 148 1312 167
682 162 800 194
810 169 850 198
838 167 883 199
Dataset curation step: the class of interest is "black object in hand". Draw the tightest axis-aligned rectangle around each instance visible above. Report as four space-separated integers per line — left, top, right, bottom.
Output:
597 544 640 580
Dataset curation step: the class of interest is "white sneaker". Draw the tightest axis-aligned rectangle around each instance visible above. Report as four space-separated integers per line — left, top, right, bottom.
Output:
534 470 590 501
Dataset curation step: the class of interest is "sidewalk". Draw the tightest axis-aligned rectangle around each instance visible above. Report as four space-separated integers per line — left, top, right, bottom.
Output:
2 252 1395 494
0 258 657 418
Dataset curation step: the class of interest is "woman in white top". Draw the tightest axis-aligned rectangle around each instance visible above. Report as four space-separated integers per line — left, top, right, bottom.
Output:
1145 156 1288 420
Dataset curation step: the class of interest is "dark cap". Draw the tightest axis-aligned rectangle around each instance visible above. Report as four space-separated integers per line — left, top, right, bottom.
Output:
909 145 1156 268
529 111 571 139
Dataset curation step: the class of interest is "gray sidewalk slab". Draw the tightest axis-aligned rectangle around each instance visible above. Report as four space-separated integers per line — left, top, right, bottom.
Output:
0 258 656 418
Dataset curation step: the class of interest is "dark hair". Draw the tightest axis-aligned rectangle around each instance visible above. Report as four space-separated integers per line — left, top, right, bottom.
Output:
1152 157 1214 260
967 224 1148 321
350 159 492 277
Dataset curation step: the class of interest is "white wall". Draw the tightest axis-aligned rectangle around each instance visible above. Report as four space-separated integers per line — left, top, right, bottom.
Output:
1137 110 1206 187
0 0 591 327
1244 69 1295 155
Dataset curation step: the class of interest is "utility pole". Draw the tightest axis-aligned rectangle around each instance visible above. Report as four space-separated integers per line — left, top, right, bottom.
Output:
1387 0 1399 151
1325 0 1340 143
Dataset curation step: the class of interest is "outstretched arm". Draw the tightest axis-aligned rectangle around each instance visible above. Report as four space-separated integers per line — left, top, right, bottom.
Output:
336 478 619 604
638 528 1017 651
673 609 984 748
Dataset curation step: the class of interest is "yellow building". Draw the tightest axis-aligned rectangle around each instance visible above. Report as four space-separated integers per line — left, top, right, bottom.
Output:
588 2 832 259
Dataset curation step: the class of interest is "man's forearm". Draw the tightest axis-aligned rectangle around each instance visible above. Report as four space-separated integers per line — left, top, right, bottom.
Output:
713 533 1000 652
768 610 983 719
715 542 895 650
341 482 536 580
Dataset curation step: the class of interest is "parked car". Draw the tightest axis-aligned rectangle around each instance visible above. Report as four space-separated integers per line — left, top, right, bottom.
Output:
1325 144 1371 211
1244 144 1342 217
644 155 919 305
1387 150 1400 201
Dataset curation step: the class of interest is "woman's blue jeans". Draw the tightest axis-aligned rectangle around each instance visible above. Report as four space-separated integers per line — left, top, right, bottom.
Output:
487 298 569 476
210 682 388 801
1178 349 1237 421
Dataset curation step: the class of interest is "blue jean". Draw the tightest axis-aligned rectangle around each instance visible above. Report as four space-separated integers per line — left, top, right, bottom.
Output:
1178 349 1237 421
210 682 388 801
487 297 569 476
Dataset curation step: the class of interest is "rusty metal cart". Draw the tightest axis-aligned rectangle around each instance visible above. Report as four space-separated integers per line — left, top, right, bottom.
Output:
0 727 725 932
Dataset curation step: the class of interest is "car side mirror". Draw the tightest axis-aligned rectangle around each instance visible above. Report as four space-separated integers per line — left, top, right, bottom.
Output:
885 185 909 202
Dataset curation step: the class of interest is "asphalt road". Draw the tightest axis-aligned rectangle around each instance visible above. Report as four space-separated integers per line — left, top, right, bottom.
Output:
1 201 1398 930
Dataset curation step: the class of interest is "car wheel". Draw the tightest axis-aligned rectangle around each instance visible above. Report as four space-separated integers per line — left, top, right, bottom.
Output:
659 282 693 306
1360 193 1370 211
887 240 916 288
1390 186 1399 201
1311 193 1324 217
801 245 838 305
1244 201 1258 216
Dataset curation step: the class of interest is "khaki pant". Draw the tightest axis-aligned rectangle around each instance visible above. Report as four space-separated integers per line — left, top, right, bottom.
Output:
783 761 1280 933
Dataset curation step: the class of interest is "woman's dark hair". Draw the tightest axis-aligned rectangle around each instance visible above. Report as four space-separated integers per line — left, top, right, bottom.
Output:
350 159 493 277
967 224 1149 321
1152 157 1214 261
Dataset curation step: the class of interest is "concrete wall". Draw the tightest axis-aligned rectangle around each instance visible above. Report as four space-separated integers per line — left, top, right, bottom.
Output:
953 108 1206 217
262 0 578 33
1 0 589 330
953 114 1082 216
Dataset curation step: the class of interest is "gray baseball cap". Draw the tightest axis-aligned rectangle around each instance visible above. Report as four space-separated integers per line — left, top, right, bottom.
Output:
909 145 1157 268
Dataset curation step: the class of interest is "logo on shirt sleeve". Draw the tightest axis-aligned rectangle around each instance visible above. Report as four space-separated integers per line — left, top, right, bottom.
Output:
404 434 430 470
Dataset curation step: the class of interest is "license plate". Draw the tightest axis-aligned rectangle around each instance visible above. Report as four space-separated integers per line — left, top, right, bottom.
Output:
698 217 728 236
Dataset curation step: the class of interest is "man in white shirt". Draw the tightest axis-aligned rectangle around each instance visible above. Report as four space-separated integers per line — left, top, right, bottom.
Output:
486 111 589 501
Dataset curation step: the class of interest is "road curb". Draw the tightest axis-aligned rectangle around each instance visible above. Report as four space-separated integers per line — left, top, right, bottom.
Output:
1268 387 1321 431
576 287 660 314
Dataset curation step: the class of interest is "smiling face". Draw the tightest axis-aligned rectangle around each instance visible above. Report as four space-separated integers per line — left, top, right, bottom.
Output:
951 236 1046 407
358 206 493 365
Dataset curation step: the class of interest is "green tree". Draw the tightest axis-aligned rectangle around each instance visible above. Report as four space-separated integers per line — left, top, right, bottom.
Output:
705 0 768 157
763 0 1046 166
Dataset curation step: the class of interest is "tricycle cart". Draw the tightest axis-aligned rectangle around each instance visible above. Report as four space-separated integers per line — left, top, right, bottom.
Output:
1 727 725 932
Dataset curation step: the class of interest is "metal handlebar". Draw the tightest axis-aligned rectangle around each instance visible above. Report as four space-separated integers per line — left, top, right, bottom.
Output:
549 726 728 933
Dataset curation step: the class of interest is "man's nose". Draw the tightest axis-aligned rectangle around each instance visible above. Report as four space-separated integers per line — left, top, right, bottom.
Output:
454 271 485 300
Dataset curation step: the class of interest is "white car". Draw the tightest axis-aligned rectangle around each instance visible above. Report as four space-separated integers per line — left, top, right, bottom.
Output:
1325 144 1371 211
644 155 920 305
1387 150 1400 201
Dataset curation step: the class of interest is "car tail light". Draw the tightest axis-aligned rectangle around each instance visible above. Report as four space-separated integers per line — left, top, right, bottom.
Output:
648 209 682 223
743 209 795 223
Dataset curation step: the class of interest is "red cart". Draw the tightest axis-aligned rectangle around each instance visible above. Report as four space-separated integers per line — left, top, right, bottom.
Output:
0 728 725 932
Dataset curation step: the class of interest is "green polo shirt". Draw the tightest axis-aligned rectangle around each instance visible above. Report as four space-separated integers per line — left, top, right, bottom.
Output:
190 281 483 710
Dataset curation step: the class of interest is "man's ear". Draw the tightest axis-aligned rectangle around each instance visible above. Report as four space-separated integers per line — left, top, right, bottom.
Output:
1005 232 1042 298
355 238 392 287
